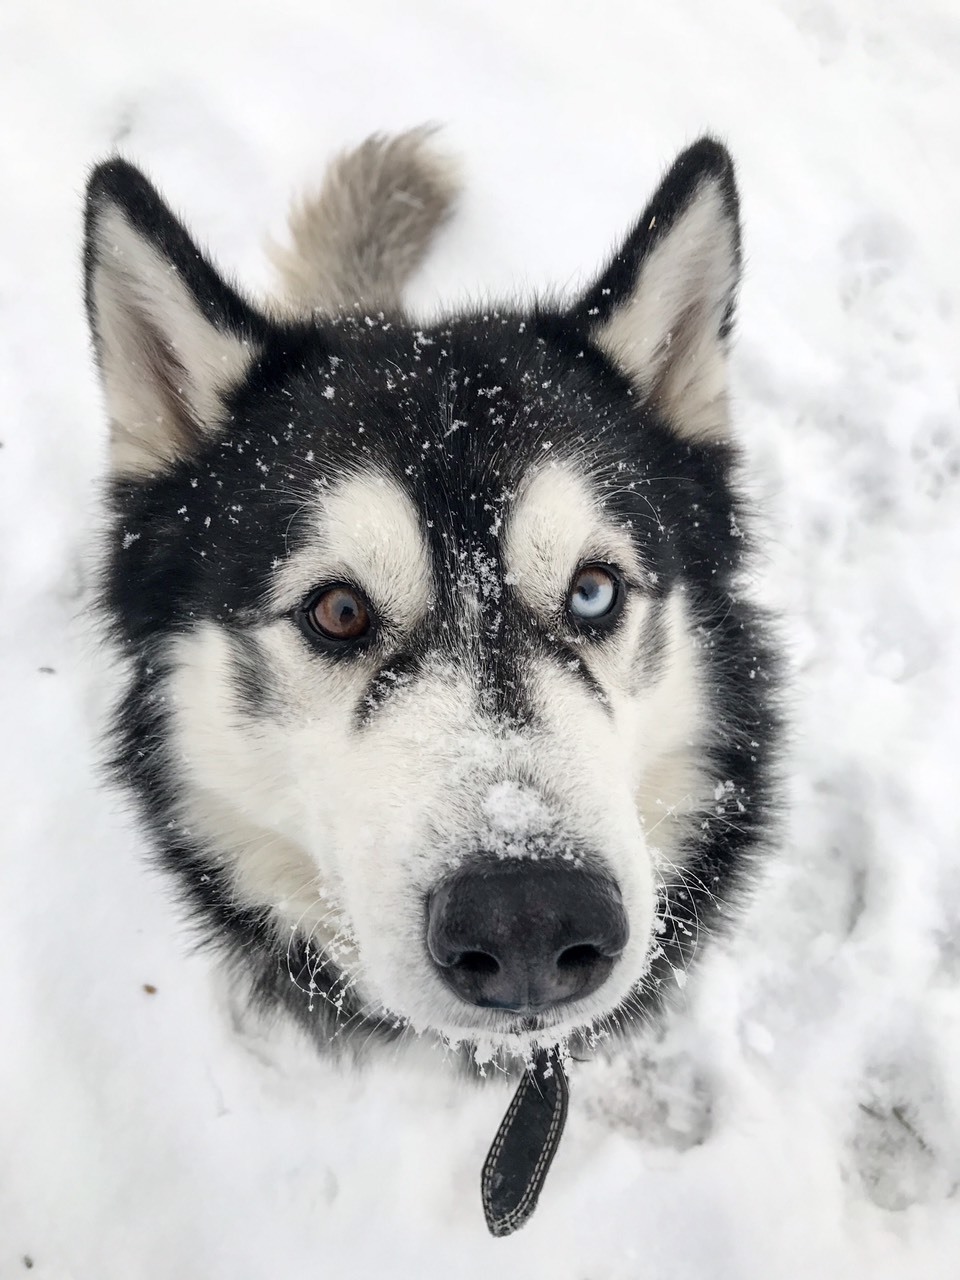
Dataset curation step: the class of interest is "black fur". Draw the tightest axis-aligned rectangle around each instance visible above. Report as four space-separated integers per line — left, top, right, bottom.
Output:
88 143 782 1052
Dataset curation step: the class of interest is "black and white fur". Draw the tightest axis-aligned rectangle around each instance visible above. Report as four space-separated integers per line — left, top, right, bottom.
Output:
84 128 781 1059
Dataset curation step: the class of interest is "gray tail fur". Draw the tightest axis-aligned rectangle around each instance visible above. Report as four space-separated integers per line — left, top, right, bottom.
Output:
270 126 458 315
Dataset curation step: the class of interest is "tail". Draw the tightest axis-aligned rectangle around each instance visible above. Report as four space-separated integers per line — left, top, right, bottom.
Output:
270 126 459 315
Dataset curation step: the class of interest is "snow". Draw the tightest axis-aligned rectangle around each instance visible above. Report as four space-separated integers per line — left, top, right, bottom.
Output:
2 0 960 1275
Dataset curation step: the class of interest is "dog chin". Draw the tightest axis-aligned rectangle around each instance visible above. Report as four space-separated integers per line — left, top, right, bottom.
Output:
426 1001 612 1056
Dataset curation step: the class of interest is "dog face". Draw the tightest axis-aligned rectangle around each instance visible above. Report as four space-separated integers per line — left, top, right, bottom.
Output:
86 136 778 1055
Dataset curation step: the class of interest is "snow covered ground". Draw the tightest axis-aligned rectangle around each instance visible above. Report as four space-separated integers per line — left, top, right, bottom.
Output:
2 0 960 1275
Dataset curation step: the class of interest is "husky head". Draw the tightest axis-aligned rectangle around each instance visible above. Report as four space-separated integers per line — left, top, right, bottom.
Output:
84 132 779 1057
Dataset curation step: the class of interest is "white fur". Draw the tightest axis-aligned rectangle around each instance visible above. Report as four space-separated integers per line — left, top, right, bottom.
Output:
593 178 738 443
504 462 708 843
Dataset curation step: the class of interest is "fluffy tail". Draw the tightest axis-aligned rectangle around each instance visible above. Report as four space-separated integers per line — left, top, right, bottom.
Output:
270 126 458 315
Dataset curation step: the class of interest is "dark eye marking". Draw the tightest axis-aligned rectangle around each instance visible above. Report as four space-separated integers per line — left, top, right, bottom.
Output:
355 651 423 727
299 583 375 650
229 631 278 717
566 563 624 631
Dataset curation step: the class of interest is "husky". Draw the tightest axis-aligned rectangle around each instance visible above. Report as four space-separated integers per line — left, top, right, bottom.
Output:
84 128 781 1062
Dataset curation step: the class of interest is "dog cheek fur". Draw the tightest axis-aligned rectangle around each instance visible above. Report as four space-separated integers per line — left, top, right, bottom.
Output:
166 635 488 1019
165 624 359 946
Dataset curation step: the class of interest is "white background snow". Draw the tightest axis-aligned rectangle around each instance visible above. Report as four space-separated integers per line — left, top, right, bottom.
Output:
2 0 960 1275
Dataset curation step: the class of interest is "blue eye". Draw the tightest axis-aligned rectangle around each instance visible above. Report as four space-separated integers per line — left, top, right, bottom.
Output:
568 564 622 624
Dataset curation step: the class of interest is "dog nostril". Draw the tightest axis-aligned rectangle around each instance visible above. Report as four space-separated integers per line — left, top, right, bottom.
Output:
454 950 501 976
556 943 605 971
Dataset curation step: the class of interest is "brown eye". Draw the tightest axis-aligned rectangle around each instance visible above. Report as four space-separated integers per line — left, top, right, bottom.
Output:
567 564 622 624
305 584 372 643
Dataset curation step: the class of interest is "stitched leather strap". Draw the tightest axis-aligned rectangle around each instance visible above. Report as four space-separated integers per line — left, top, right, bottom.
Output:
481 1048 569 1237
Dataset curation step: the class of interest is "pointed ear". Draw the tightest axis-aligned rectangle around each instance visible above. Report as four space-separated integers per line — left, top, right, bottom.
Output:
84 160 269 478
571 139 741 444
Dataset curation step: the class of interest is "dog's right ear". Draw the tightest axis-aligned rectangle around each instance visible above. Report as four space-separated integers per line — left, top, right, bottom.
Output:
84 160 270 479
569 139 741 445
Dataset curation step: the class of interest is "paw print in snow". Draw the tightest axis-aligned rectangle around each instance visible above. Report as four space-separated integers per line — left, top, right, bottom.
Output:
849 1042 960 1210
911 414 960 500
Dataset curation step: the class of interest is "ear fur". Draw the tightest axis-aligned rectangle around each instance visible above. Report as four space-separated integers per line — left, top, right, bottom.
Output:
84 161 270 478
571 139 741 444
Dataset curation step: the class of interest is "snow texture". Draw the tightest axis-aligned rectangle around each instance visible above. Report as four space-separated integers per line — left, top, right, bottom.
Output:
2 0 960 1276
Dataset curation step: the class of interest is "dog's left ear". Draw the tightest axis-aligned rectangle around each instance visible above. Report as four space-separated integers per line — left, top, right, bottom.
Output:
84 160 270 478
570 139 741 445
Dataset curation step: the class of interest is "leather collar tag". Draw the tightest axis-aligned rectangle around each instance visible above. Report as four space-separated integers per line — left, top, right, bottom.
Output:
481 1047 569 1237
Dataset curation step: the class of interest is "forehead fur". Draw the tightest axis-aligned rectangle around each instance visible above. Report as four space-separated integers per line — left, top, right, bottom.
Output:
504 462 644 615
271 471 430 629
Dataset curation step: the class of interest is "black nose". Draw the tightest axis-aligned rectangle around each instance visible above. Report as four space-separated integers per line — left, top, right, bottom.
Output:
426 859 629 1014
